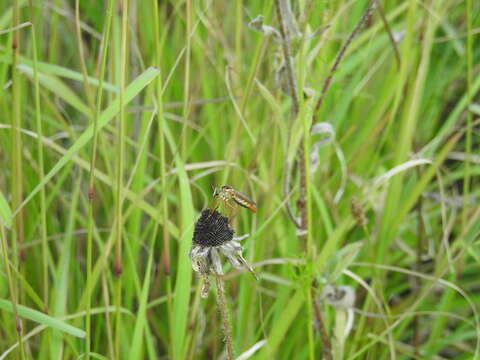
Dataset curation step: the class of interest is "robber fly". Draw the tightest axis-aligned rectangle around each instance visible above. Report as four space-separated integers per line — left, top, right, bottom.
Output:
213 185 257 214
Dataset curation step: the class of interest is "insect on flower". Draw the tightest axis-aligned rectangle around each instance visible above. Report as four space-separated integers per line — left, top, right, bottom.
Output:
212 185 257 214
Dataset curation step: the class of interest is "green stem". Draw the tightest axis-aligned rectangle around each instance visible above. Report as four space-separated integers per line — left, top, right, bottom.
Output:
75 0 95 111
0 226 25 358
11 0 25 324
114 0 129 357
181 0 192 159
85 0 115 358
463 0 473 230
151 0 174 356
28 0 49 312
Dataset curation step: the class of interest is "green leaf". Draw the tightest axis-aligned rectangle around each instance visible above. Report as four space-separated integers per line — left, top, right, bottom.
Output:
9 67 160 223
18 64 92 116
324 241 363 283
286 96 314 164
0 190 12 228
0 299 85 338
0 55 118 93
164 120 194 360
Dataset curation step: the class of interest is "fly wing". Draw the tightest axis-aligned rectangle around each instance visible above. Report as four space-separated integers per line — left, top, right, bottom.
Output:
232 191 257 213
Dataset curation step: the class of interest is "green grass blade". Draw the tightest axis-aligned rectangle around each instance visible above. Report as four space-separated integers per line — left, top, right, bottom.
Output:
9 67 160 222
0 190 12 228
0 299 86 338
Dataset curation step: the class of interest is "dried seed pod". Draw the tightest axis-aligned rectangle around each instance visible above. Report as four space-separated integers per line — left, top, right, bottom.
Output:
323 285 356 310
350 197 367 227
192 209 234 247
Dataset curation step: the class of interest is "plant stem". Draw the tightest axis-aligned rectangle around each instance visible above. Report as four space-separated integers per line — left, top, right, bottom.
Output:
313 0 376 122
29 0 49 313
114 0 129 357
151 0 174 356
274 0 299 114
85 0 115 358
0 226 25 359
376 1 401 68
463 0 473 231
11 0 24 276
75 0 95 111
313 295 333 360
413 178 424 351
181 0 192 159
215 275 234 360
275 2 315 358
274 0 307 234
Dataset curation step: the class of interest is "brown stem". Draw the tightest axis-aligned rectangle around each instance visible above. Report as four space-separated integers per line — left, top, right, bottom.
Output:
274 0 299 114
313 0 377 122
275 0 307 232
297 144 308 233
215 275 234 360
313 295 333 360
413 168 424 351
283 161 302 228
376 0 401 68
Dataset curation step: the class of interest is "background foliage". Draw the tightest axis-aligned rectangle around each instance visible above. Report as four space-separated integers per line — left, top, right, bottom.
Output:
0 0 479 359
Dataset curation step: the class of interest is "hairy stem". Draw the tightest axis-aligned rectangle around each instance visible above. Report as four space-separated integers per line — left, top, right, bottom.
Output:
215 275 234 360
313 295 333 360
274 0 307 233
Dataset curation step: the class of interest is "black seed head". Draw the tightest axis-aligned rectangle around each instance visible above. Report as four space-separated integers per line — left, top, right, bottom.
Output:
192 209 234 247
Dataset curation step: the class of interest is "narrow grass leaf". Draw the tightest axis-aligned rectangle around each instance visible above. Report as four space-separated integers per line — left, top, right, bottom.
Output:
0 190 12 228
0 299 85 338
17 64 91 116
9 67 160 222
164 121 194 360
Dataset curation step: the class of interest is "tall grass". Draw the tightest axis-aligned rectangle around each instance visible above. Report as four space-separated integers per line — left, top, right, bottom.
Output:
0 1 479 359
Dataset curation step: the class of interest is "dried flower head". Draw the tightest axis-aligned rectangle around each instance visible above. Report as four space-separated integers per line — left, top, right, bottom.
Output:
323 285 356 339
323 285 356 310
192 209 234 247
189 209 257 297
350 197 367 227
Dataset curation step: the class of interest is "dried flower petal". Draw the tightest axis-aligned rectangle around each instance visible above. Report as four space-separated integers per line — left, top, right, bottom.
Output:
248 15 282 41
323 285 355 310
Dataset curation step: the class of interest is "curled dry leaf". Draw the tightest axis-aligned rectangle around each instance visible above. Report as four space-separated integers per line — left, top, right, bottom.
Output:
248 15 281 41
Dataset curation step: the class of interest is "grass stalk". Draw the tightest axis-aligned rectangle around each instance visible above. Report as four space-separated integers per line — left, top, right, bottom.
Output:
0 225 26 359
274 0 299 114
412 180 424 351
74 0 95 111
181 0 192 159
85 0 115 358
313 0 376 121
462 0 473 230
28 0 49 312
47 0 61 63
274 0 307 235
0 1 477 358
275 1 315 357
114 0 130 357
11 0 24 272
151 0 174 356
